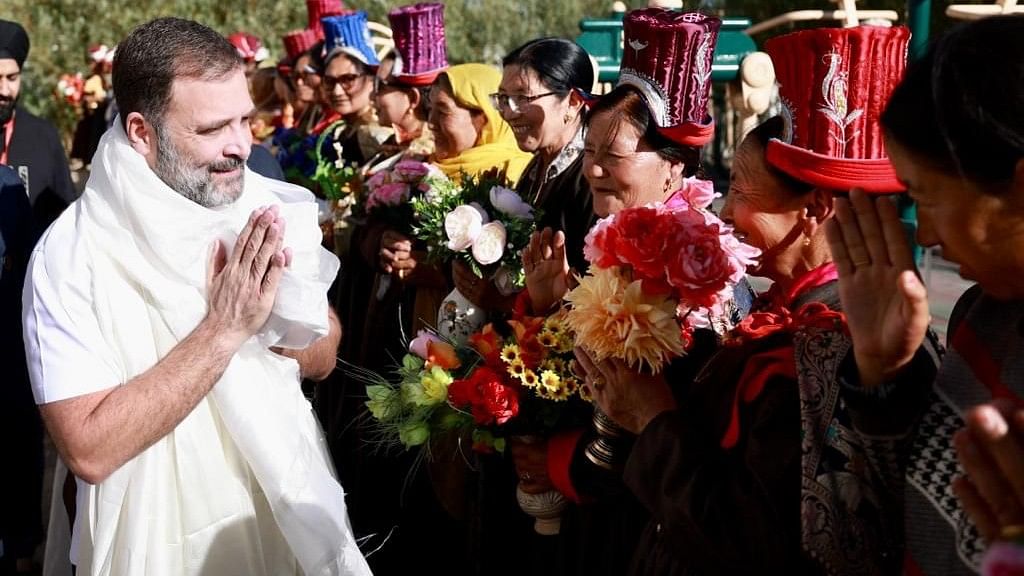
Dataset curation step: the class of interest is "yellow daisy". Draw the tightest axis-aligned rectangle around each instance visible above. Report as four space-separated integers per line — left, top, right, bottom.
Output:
549 384 571 401
500 344 521 364
537 330 558 349
506 359 526 379
520 369 539 388
539 370 561 393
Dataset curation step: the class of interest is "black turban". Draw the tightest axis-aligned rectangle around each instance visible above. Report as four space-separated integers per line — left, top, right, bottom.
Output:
0 20 29 69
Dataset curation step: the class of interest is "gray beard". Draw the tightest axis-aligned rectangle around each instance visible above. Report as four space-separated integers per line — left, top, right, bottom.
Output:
153 128 244 208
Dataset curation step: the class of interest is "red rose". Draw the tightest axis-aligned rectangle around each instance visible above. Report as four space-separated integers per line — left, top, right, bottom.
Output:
663 210 736 308
480 381 519 425
448 376 480 408
607 206 667 281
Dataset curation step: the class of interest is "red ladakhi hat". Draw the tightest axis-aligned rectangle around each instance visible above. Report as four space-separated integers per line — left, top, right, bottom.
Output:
616 8 721 147
282 29 319 60
307 0 347 40
764 26 910 193
387 2 449 86
228 32 268 63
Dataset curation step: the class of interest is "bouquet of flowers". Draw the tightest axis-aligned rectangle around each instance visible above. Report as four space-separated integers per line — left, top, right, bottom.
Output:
411 170 537 292
360 330 475 454
361 311 589 457
357 159 447 232
273 120 361 202
451 310 590 452
565 182 760 373
55 73 85 107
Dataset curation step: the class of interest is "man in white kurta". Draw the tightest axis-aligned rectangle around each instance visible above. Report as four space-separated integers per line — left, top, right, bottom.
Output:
22 17 370 576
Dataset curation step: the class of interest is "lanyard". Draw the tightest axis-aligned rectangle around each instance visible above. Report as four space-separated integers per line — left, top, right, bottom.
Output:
0 113 14 166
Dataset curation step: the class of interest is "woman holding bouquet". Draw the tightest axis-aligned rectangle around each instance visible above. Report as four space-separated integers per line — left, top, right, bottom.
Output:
515 10 755 576
575 25 942 573
826 16 1024 575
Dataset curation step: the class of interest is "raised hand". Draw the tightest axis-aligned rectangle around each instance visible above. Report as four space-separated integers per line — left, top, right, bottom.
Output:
824 189 931 388
521 228 571 314
206 205 290 349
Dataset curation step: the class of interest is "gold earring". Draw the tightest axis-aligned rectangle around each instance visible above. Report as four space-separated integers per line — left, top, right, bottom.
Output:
564 113 572 124
803 234 812 247
663 178 672 194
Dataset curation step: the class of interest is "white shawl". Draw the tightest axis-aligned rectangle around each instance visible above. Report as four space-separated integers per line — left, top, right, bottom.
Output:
44 122 370 575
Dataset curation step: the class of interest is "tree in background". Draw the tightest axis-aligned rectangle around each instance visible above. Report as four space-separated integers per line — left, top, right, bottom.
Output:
1 0 940 141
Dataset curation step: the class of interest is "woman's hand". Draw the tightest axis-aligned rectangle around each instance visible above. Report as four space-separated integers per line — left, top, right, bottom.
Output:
824 189 931 388
379 229 416 278
522 228 571 314
952 399 1024 543
573 347 677 435
509 436 555 495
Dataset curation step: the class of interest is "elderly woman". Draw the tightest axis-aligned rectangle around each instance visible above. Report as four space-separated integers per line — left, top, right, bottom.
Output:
826 15 1024 575
429 63 533 314
515 10 755 576
572 24 943 574
427 63 532 182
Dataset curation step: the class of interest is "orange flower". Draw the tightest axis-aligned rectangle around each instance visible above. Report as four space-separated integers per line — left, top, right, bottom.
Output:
468 323 502 367
426 340 461 370
565 266 683 373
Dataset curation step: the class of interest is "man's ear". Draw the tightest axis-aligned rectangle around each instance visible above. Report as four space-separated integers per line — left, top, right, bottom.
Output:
124 112 154 157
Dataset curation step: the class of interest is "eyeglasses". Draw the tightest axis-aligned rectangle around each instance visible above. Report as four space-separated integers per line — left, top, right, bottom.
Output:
373 76 400 93
323 73 367 91
290 64 321 85
489 92 558 114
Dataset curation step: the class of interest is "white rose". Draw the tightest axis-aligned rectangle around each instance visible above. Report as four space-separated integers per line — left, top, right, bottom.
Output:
471 221 507 265
445 204 485 251
489 186 534 220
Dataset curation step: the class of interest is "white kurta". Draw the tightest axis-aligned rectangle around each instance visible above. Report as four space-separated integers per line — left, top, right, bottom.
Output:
23 121 371 576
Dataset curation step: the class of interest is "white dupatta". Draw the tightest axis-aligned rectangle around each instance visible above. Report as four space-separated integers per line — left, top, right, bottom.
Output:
43 122 370 575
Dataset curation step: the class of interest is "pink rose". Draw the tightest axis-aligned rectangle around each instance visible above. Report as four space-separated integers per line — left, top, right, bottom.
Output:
394 159 431 181
409 329 443 359
583 213 621 268
675 177 718 210
368 182 411 209
663 210 738 308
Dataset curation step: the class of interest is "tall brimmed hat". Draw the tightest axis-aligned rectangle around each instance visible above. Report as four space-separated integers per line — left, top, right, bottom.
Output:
387 2 448 86
282 29 319 60
307 0 347 39
616 8 721 147
322 11 379 67
764 26 910 193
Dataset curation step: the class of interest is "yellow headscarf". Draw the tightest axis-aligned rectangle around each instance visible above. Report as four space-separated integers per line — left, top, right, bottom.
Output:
432 63 532 185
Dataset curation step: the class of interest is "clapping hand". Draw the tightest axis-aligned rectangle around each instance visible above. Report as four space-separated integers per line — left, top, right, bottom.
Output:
953 399 1024 543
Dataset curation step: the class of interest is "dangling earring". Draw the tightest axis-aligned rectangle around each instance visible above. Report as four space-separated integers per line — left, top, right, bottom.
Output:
663 178 672 194
803 234 812 247
563 113 572 124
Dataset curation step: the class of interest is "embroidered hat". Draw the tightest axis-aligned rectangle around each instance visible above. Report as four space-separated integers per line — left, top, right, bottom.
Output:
616 8 720 147
386 2 448 86
307 0 347 39
282 29 319 60
322 11 379 67
764 26 910 193
228 32 269 63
